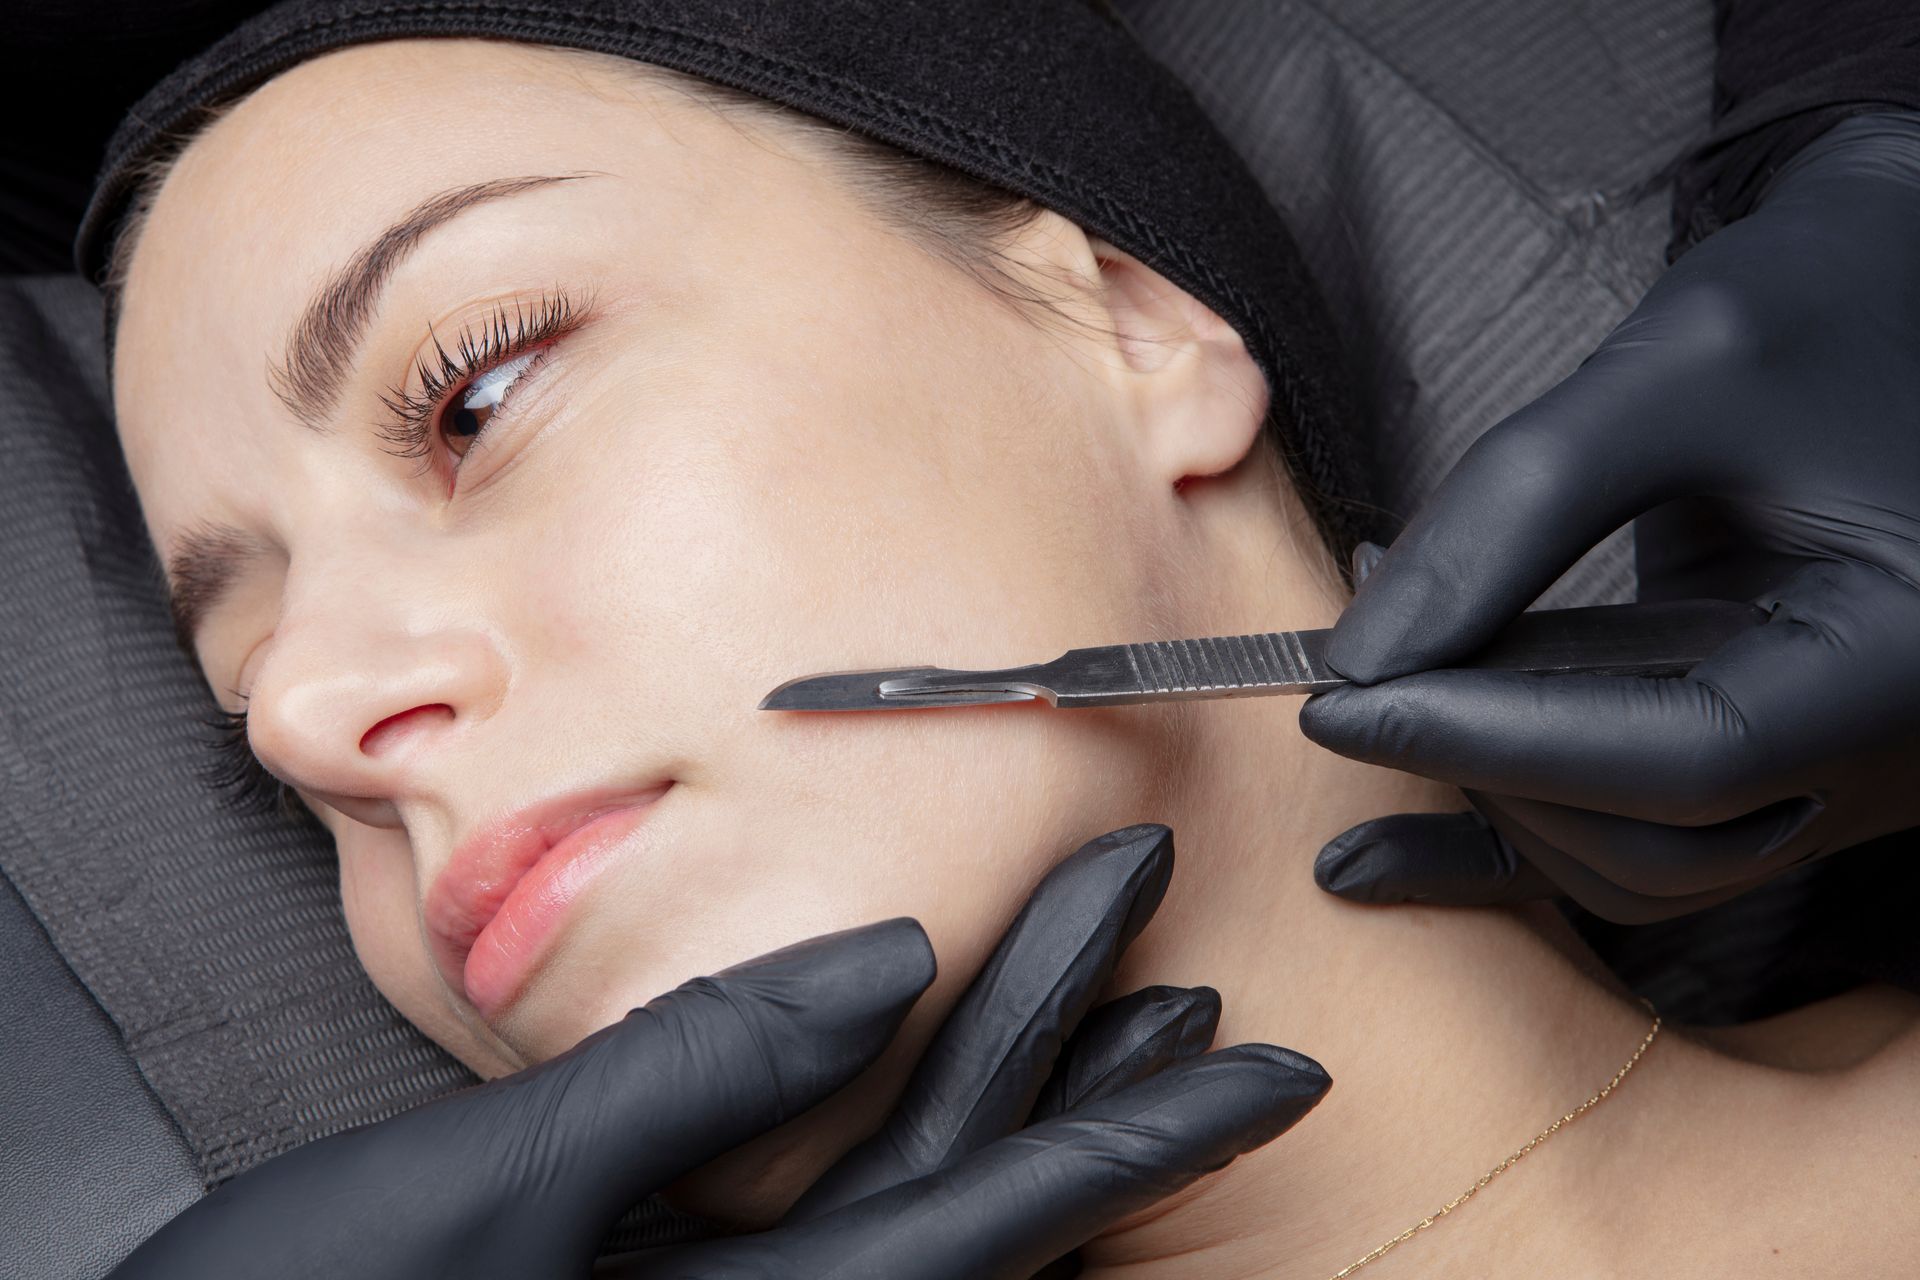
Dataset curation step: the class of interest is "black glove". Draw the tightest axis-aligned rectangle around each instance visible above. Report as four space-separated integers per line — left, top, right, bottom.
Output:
630 823 1322 1278
112 825 1327 1279
1300 110 1920 924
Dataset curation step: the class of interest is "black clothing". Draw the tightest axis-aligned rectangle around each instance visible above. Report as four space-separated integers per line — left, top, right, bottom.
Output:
1670 0 1920 257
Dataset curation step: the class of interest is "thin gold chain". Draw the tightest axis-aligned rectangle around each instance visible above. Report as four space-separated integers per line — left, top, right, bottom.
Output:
1324 1001 1662 1280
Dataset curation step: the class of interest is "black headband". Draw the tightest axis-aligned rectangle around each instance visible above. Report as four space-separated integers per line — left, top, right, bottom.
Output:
74 0 1372 556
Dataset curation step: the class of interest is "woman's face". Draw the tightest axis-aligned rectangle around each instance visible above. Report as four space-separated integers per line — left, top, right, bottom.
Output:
113 37 1312 1214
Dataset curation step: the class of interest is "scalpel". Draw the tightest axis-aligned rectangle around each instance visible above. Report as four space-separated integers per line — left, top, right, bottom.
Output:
757 599 1768 712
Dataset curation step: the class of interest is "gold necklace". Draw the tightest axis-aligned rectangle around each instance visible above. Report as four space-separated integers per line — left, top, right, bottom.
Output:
1324 1001 1663 1279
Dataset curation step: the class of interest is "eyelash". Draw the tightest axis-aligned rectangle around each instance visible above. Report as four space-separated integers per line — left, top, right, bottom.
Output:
199 700 309 821
376 286 592 470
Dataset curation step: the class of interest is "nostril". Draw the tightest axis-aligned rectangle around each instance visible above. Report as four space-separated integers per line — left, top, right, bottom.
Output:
360 704 455 757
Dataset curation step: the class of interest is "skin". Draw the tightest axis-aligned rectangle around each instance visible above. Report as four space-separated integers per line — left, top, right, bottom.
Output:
114 37 1918 1274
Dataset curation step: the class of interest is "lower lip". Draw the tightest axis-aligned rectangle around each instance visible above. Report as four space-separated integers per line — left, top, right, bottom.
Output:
463 795 667 1020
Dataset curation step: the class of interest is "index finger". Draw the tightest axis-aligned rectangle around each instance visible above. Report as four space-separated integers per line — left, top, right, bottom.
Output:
786 824 1175 1221
1328 346 1705 684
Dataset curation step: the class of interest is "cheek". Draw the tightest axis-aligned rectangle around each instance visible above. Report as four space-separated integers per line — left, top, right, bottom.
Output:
482 257 1186 1045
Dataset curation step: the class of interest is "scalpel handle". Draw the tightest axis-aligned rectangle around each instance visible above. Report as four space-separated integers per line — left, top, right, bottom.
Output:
1032 598 1771 707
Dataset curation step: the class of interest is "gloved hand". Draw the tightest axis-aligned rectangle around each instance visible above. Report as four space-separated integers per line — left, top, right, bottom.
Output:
113 825 1327 1280
1300 110 1920 924
630 823 1320 1278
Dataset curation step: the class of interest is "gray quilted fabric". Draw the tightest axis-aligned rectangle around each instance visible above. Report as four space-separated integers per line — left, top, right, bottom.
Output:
0 274 481 1179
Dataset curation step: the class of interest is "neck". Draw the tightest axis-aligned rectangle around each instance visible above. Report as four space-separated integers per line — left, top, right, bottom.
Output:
1079 538 1713 1277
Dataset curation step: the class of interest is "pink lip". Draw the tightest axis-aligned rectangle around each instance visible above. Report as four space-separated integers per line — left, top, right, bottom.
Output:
427 781 673 1021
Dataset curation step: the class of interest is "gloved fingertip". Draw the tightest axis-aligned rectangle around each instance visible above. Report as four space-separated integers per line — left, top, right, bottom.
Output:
1204 1044 1334 1136
1230 1043 1332 1095
1105 983 1218 1034
1087 822 1174 861
1040 824 1175 956
1086 822 1175 896
1170 986 1222 1058
1312 827 1397 901
1110 984 1221 1062
1296 685 1375 754
1349 539 1387 585
876 916 940 995
1089 1043 1331 1158
1314 808 1552 908
1032 985 1224 1122
1108 824 1177 943
1323 560 1458 684
710 916 936 1016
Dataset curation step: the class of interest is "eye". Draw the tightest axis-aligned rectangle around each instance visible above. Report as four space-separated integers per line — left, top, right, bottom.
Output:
443 348 541 459
378 288 590 478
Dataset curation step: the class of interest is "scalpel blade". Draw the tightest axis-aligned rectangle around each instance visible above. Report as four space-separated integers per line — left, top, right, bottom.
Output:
756 665 1048 711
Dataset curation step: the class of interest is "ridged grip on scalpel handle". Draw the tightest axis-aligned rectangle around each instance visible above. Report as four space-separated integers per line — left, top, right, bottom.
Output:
1058 599 1773 707
1052 629 1336 706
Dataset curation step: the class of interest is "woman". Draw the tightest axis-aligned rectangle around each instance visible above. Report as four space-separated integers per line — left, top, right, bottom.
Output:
94 25 1919 1280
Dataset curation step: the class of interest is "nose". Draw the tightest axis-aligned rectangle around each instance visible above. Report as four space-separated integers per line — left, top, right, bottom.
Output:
243 582 510 827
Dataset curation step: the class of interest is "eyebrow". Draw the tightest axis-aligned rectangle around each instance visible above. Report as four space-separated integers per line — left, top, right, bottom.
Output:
267 172 595 423
165 522 271 662
165 172 598 657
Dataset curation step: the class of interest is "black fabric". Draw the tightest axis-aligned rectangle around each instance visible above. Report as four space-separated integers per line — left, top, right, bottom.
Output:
1669 0 1920 255
0 867 203 1280
5 2 278 276
69 0 1374 564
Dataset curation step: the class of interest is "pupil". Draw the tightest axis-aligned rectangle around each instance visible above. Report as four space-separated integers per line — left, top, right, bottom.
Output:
442 347 538 456
449 403 486 439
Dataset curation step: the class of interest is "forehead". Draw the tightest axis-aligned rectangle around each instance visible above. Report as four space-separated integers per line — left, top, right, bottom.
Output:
111 38 836 536
119 39 691 363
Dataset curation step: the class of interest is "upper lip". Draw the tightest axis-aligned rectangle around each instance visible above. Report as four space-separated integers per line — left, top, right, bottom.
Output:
425 780 673 1002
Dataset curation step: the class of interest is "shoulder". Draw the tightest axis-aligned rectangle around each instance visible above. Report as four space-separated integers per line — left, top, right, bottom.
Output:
1547 989 1915 1274
1698 987 1920 1271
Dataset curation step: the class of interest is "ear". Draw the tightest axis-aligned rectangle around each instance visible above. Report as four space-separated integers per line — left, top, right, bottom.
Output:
1086 235 1269 489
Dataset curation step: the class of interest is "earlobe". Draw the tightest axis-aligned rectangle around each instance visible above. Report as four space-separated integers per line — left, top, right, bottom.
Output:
1088 236 1269 488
